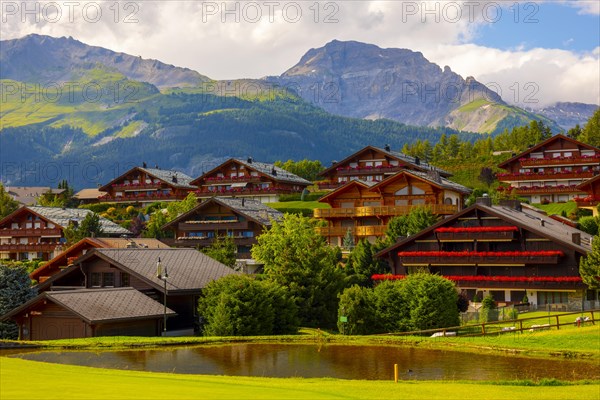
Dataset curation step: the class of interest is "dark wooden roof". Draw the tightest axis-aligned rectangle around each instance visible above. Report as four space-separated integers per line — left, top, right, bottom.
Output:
375 201 593 259
576 173 600 191
99 166 196 191
163 197 283 230
371 170 471 194
498 134 600 169
39 248 238 294
1 288 175 324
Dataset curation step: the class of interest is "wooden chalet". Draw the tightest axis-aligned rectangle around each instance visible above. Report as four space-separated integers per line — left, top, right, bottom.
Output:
4 186 65 206
30 237 166 284
315 170 470 246
0 207 131 261
162 197 282 264
191 158 311 203
497 134 600 203
316 145 451 190
33 248 238 335
375 197 596 310
575 174 600 216
1 288 175 341
98 166 196 203
73 188 105 205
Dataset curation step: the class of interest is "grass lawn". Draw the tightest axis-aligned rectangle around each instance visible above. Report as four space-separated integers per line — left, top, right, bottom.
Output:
531 202 578 216
1 357 598 400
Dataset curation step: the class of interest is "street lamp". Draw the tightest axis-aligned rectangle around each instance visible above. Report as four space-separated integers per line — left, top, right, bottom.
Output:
156 257 168 335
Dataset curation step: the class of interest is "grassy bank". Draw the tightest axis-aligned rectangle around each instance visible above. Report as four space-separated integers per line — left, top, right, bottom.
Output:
1 357 598 400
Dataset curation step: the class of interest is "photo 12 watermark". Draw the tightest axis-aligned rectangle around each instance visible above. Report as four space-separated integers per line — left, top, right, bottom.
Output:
1 1 140 24
198 1 340 23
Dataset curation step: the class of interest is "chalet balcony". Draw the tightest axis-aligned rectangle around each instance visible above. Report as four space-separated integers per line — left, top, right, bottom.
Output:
177 220 249 231
314 204 457 218
497 170 594 182
434 231 516 241
500 185 581 195
112 182 163 190
195 187 298 196
0 228 62 237
166 237 257 247
398 251 562 266
0 243 58 252
202 176 263 185
316 181 343 190
315 225 387 237
335 165 403 176
519 155 600 167
98 192 189 203
444 278 584 289
575 196 600 207
372 274 584 289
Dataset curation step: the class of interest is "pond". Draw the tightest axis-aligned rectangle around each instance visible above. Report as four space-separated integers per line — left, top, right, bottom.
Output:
5 343 598 381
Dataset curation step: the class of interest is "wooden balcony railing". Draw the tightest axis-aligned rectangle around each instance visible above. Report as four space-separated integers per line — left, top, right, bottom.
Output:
435 231 516 241
195 187 298 196
0 228 62 237
314 204 457 218
497 171 594 182
0 243 58 252
335 165 403 176
400 255 560 265
447 279 584 289
520 155 600 167
317 181 343 190
98 193 189 203
315 225 387 237
112 182 163 190
178 221 249 231
575 197 600 207
167 237 257 247
511 185 580 194
203 176 263 184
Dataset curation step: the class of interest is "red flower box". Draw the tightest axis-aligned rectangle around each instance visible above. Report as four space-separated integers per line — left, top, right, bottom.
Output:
371 274 582 283
434 226 518 233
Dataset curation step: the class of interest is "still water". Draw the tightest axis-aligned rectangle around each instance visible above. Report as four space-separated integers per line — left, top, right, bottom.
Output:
7 343 598 381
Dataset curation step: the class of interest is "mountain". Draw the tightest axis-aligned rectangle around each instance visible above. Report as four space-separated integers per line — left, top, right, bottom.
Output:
268 40 560 134
0 34 209 88
531 102 599 131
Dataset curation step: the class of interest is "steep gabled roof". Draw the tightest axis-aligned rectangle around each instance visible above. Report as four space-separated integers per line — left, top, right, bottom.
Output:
576 174 600 191
498 134 600 169
191 158 311 186
163 197 283 230
39 248 238 294
73 188 105 200
318 179 377 203
371 170 471 194
99 166 196 191
1 288 175 324
30 237 166 281
375 201 592 259
318 145 451 178
5 186 65 206
0 206 130 236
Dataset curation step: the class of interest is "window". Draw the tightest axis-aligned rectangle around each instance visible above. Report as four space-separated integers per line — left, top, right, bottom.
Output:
395 186 409 195
537 291 568 305
120 272 130 287
411 199 426 205
395 199 408 206
91 272 101 287
411 186 425 195
241 231 254 238
102 272 115 287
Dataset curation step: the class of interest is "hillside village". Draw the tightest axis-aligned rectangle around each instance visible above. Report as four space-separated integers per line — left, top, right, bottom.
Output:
1 119 599 340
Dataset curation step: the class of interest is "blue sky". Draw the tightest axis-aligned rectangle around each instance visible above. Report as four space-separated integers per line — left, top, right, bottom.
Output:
474 2 600 51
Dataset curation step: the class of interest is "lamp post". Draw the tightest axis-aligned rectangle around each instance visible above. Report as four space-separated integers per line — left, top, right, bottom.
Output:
156 257 168 335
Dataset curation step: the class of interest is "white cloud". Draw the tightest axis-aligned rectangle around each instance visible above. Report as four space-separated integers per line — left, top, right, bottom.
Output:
1 1 598 106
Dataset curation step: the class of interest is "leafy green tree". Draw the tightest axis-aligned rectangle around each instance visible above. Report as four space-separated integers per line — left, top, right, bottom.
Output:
0 184 19 219
252 214 344 328
383 207 439 246
400 273 460 331
373 280 409 332
480 294 498 323
578 216 599 236
345 239 389 287
0 263 37 339
166 192 198 221
198 274 298 336
142 210 169 239
337 285 377 335
580 235 600 290
64 212 104 244
580 109 600 147
201 235 237 268
274 159 325 181
342 228 354 250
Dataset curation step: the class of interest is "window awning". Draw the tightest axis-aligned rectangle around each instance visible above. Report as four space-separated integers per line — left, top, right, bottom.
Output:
231 182 248 188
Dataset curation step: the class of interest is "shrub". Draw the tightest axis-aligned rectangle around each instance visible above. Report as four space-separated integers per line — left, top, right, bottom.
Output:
373 280 409 332
198 275 298 336
337 285 377 335
0 263 36 339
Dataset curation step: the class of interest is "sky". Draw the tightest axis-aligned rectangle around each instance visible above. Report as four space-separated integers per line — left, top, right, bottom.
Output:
1 0 599 107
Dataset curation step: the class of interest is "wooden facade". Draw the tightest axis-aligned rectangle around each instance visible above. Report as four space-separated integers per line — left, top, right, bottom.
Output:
98 166 196 203
316 171 469 246
376 198 592 308
162 197 282 261
317 145 451 190
497 135 600 203
575 174 600 216
191 158 311 203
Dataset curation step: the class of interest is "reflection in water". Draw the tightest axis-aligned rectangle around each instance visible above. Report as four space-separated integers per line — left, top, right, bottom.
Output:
6 343 599 381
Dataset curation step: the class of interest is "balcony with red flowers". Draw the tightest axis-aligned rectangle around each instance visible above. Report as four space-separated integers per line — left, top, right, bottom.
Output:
372 274 583 288
496 169 595 182
497 185 581 195
574 195 600 208
335 164 404 176
519 154 600 167
195 186 297 196
397 250 564 265
434 226 518 241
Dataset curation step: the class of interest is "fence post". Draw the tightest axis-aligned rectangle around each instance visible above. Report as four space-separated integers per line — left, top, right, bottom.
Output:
519 320 523 333
555 315 560 330
591 310 596 325
481 323 486 336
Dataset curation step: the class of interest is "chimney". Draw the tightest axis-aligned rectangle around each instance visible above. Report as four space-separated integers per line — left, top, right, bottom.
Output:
427 169 441 183
384 144 391 152
499 199 522 211
247 157 253 164
271 167 277 176
241 198 245 207
142 162 147 168
414 156 420 165
540 219 545 227
475 196 492 207
572 232 581 245
331 160 337 166
172 174 178 183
